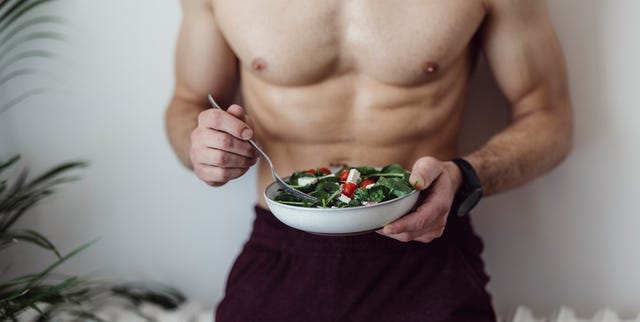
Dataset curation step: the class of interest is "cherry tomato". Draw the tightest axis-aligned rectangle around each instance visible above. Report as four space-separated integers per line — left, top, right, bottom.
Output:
338 169 350 182
305 169 316 174
319 167 332 175
359 179 376 188
342 182 358 198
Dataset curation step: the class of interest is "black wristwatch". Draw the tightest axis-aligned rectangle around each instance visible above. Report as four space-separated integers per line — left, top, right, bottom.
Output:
450 158 483 216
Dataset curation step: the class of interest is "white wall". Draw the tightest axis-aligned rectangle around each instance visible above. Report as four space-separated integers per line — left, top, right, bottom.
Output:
464 0 640 316
2 0 639 317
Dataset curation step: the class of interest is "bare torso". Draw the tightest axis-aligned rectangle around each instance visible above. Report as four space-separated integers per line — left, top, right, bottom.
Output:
212 0 487 206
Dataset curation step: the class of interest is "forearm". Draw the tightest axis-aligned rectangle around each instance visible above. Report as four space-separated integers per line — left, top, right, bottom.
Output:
165 96 206 169
465 105 573 195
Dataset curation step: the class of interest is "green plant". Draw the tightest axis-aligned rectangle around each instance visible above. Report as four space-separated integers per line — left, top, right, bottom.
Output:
0 156 186 321
1 0 65 113
1 2 188 320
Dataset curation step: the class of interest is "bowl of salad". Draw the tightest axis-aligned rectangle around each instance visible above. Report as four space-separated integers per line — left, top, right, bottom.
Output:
264 164 420 235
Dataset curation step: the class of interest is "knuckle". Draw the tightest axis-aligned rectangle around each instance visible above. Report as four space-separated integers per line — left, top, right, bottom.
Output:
219 135 234 149
417 156 443 173
244 143 256 156
207 110 223 128
197 110 211 125
215 168 232 182
213 151 228 166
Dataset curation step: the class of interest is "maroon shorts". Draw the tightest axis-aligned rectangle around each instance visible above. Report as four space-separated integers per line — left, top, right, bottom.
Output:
216 206 496 322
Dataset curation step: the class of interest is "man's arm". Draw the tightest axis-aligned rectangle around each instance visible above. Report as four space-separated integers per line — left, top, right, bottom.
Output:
379 0 572 242
467 0 573 195
166 0 241 168
166 0 257 185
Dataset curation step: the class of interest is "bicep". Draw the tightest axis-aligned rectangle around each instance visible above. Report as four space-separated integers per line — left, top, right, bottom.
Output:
482 0 571 119
174 0 238 106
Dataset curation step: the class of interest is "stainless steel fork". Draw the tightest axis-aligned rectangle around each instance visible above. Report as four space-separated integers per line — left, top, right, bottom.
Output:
207 95 319 203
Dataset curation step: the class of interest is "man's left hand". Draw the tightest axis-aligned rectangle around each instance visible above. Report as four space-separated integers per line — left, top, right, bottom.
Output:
376 156 462 243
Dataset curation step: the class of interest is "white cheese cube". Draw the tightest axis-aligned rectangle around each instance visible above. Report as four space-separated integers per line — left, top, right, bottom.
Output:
365 184 375 189
346 169 361 184
339 194 352 203
297 176 318 186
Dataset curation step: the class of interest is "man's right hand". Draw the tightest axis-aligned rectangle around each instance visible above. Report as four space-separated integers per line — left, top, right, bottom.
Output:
190 104 258 186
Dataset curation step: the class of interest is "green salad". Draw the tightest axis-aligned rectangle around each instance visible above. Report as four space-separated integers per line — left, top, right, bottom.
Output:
274 164 416 208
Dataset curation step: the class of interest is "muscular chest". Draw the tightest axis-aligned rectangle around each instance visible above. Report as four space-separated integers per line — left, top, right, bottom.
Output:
214 0 486 86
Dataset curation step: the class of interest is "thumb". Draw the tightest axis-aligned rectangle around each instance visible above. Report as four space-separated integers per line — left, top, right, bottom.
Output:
409 157 444 190
226 104 249 123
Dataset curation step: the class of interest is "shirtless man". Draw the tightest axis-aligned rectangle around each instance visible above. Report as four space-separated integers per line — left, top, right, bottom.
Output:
166 0 572 321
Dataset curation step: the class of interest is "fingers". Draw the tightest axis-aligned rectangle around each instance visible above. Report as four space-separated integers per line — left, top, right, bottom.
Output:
191 146 258 168
198 106 254 141
191 104 258 186
377 156 458 244
191 128 256 158
385 191 449 234
193 165 251 187
409 156 444 190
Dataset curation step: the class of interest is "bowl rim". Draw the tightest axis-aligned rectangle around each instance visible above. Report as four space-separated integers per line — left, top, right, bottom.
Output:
264 180 420 213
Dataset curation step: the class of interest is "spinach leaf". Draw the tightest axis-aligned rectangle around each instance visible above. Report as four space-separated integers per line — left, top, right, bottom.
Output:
317 175 340 184
274 163 415 208
381 164 405 174
355 166 378 176
310 182 340 207
348 198 362 207
376 177 414 198
274 191 313 206
353 185 389 203
315 181 340 194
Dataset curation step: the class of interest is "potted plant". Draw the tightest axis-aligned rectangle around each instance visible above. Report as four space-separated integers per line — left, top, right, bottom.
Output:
1 1 188 320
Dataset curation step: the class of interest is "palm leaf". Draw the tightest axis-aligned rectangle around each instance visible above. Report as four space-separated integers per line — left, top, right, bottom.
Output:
0 88 48 114
27 161 88 189
112 283 187 310
0 277 81 319
0 15 65 47
0 158 86 232
0 229 61 257
0 188 54 232
0 67 39 87
0 239 96 304
0 31 65 59
0 0 59 33
1 169 28 206
0 155 20 174
0 49 56 76
0 274 38 289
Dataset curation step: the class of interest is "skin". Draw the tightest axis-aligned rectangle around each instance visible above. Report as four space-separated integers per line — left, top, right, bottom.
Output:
166 0 573 243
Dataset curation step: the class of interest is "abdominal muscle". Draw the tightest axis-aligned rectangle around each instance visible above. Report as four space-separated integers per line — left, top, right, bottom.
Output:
241 64 472 208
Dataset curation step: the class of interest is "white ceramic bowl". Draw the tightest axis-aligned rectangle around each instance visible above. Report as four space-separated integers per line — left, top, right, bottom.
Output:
264 180 420 235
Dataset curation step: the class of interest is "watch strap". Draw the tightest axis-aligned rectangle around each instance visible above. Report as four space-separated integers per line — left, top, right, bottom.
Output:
450 158 483 216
